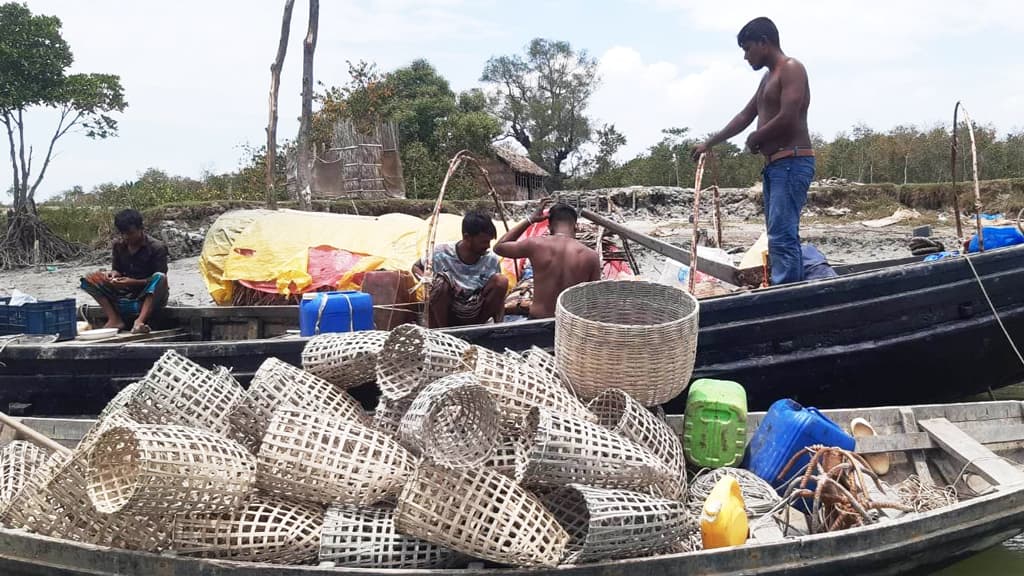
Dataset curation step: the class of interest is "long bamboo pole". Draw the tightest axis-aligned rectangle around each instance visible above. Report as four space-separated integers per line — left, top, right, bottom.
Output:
0 411 71 455
688 153 708 294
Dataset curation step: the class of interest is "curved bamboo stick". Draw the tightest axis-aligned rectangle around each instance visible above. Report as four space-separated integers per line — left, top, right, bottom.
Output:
957 104 985 252
688 152 707 294
950 102 964 242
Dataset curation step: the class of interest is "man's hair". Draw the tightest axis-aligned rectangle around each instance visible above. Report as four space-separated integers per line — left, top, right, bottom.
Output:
737 17 780 48
548 202 578 226
462 210 497 238
114 209 144 233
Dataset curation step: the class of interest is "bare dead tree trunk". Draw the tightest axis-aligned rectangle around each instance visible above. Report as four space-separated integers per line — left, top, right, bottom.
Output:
265 0 295 210
295 0 318 211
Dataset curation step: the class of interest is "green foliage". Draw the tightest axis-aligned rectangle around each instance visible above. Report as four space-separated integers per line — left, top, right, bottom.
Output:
0 2 71 109
481 38 599 188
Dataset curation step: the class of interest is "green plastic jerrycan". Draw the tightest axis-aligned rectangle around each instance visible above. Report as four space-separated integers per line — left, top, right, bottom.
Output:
684 379 748 468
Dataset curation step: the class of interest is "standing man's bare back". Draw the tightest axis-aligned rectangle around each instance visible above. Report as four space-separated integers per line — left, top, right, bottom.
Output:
494 200 601 319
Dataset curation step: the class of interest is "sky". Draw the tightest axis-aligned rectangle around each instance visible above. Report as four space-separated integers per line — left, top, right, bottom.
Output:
6 0 1024 199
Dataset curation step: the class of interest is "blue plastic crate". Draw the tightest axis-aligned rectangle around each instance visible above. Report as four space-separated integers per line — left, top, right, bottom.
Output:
0 297 78 341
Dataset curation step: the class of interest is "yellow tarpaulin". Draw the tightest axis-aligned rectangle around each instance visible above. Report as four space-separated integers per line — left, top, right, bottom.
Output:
200 209 511 305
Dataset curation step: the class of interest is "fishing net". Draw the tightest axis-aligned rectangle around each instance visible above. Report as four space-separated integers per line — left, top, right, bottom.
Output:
397 372 499 467
319 504 462 568
395 462 568 567
538 483 695 563
375 324 470 401
256 406 414 506
301 330 389 389
686 467 781 518
228 357 367 451
171 494 323 564
87 423 256 515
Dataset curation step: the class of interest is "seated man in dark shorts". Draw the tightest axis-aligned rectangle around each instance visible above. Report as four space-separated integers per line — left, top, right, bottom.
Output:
413 211 508 328
81 209 170 333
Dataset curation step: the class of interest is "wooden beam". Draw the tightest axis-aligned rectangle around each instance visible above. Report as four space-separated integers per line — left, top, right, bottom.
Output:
899 407 936 486
579 209 763 287
919 418 1024 487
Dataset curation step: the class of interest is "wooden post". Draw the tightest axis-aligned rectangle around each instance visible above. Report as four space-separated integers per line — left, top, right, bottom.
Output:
295 0 319 211
265 0 295 210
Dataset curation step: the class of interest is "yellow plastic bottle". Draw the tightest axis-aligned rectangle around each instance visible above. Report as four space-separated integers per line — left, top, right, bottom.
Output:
700 474 749 549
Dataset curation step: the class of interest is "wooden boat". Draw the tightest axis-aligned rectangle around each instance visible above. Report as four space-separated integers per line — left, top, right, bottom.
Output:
1 244 1022 415
1 400 1023 575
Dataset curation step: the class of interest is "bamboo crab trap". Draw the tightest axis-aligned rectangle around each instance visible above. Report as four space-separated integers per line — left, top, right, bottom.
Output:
301 330 389 389
228 357 368 451
397 372 500 467
319 504 462 568
375 324 470 400
256 406 415 506
555 280 700 405
171 495 324 563
537 484 696 563
0 441 47 511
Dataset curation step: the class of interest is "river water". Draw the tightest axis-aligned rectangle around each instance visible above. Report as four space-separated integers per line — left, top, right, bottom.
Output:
929 382 1024 574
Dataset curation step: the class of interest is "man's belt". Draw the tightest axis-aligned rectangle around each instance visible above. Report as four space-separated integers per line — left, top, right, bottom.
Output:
768 147 815 163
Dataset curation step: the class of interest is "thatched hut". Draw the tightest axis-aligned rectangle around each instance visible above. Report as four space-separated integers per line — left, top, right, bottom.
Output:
480 145 550 201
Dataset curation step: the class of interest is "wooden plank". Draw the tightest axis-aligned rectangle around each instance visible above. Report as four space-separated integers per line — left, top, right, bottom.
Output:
900 407 935 486
918 418 1024 487
579 209 763 287
853 423 1024 454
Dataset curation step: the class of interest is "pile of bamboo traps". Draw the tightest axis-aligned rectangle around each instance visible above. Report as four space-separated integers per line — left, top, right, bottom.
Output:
0 327 699 568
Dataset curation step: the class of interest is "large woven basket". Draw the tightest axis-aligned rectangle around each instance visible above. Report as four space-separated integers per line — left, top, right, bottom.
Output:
395 462 568 567
171 494 323 564
588 389 688 498
398 372 499 467
87 423 257 515
302 330 389 389
257 407 415 506
516 407 674 493
320 504 462 569
0 441 48 512
463 346 594 428
555 280 699 406
538 484 695 563
375 324 470 401
228 357 367 451
128 350 245 437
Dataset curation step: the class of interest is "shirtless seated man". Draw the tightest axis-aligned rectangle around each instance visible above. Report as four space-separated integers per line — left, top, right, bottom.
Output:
494 199 601 319
413 211 509 328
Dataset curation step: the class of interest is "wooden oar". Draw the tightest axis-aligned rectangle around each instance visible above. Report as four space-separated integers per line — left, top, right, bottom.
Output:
0 411 72 456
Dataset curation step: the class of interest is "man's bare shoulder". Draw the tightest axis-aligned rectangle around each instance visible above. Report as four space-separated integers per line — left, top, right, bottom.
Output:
782 57 808 77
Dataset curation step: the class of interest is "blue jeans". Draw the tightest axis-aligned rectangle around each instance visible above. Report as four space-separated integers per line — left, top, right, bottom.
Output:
762 156 816 285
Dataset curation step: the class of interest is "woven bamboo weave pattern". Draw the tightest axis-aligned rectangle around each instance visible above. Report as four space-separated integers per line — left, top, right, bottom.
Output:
482 429 522 478
516 407 674 492
87 423 257 515
522 345 576 393
129 351 245 437
463 346 594 428
394 463 568 567
372 394 414 438
0 441 47 511
171 495 323 563
228 357 367 451
398 372 499 467
375 324 469 400
319 504 461 568
538 484 695 563
76 383 139 451
256 407 414 505
556 280 699 405
589 389 688 498
0 451 68 528
301 330 389 389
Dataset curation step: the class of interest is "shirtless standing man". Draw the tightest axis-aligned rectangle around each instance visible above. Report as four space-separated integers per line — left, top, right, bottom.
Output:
494 199 601 319
692 16 814 285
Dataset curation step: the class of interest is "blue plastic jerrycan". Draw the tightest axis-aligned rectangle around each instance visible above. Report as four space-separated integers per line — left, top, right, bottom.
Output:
299 291 374 336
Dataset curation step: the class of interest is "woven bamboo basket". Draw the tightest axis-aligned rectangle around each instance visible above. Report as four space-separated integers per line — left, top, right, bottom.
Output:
516 407 674 493
521 346 576 393
555 280 699 405
320 504 462 568
87 423 257 515
395 462 568 567
463 346 594 428
19 452 172 551
228 357 367 451
375 324 470 401
0 441 48 511
482 429 522 479
171 494 323 564
372 395 415 439
128 350 245 437
301 330 389 389
398 372 499 467
538 484 695 563
588 389 688 498
76 382 140 451
257 407 415 505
